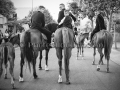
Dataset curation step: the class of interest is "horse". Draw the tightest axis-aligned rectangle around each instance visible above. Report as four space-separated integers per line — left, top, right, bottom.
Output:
92 30 113 73
54 27 74 84
19 29 47 82
39 23 58 70
19 23 58 82
0 39 15 89
75 13 92 60
76 32 89 60
7 23 58 71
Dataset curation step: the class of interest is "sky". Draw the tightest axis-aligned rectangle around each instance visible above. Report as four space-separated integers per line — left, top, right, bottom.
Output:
11 0 72 21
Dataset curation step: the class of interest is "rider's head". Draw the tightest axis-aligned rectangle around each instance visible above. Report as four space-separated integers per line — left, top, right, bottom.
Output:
59 3 65 11
64 10 69 16
95 10 101 16
38 5 45 13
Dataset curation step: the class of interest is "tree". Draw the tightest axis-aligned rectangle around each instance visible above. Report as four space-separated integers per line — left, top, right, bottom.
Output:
0 0 16 19
83 0 120 31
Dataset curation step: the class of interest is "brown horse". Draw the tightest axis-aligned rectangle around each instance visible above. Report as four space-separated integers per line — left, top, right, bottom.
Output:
19 29 47 82
0 41 15 89
54 27 74 84
76 32 89 60
92 30 113 73
39 23 58 70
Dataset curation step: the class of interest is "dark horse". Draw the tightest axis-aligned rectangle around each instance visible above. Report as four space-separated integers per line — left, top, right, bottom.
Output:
19 29 46 82
76 32 89 60
54 27 74 84
19 23 58 82
0 39 15 89
39 23 58 70
92 30 113 73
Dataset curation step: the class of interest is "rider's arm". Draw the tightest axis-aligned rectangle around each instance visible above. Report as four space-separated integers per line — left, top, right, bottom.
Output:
42 14 45 27
58 17 65 25
58 10 64 23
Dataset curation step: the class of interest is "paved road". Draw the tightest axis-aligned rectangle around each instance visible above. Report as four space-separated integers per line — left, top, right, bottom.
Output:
0 47 120 90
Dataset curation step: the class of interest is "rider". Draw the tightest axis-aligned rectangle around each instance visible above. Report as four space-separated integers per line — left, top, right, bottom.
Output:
90 10 106 44
58 9 77 45
58 9 73 29
57 3 66 28
31 5 52 48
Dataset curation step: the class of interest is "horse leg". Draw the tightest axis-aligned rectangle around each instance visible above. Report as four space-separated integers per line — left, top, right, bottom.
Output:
0 59 3 78
79 44 82 56
33 51 38 79
97 48 104 71
56 48 63 83
39 51 43 70
45 49 50 71
4 63 8 79
106 55 110 73
77 44 79 60
92 47 96 65
9 58 15 89
19 51 24 82
64 48 71 85
81 44 84 60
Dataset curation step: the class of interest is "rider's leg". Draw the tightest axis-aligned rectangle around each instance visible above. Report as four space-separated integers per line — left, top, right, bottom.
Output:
40 27 52 47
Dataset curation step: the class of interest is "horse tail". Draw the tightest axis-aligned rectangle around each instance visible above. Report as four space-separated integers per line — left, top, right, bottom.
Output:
62 29 69 45
4 45 8 65
104 31 113 59
24 31 33 72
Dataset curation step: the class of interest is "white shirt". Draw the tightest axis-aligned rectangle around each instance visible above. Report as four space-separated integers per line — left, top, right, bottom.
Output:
77 16 92 33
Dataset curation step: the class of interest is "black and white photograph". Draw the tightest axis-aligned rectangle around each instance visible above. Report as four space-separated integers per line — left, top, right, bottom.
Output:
0 0 120 90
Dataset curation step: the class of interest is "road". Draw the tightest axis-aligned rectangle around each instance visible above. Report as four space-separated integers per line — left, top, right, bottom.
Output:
0 47 120 90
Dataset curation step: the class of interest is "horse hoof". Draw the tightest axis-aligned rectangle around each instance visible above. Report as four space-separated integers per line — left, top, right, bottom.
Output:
76 57 78 60
101 62 104 65
34 75 38 79
12 84 15 89
4 76 7 79
45 65 49 71
58 75 62 83
92 62 95 65
66 81 70 85
97 68 100 71
107 68 109 73
19 76 24 82
39 67 42 70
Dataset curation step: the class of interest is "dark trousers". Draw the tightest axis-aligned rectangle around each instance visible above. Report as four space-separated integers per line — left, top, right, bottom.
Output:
31 26 52 44
90 29 98 40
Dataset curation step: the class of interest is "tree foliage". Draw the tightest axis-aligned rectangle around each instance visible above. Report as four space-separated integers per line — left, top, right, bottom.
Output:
0 0 16 19
84 0 120 19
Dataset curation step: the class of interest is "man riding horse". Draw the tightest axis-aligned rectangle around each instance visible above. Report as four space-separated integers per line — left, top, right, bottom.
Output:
31 6 52 48
90 10 106 45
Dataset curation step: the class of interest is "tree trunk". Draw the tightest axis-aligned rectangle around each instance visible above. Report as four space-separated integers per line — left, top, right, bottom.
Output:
114 22 117 49
107 10 113 31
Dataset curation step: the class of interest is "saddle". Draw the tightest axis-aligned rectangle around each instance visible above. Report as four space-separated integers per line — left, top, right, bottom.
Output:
30 29 47 41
